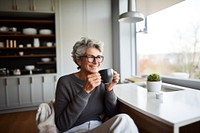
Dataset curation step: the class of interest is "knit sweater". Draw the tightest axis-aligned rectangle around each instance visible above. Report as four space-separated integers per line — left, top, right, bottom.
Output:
54 73 118 132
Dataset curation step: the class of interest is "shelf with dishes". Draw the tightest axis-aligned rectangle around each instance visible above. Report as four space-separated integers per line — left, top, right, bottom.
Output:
0 19 55 24
0 34 55 38
0 12 56 76
0 46 56 50
0 28 54 36
36 61 56 65
0 54 56 58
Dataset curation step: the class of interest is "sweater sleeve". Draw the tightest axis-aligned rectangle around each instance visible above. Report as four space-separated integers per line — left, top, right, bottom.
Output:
54 77 90 132
104 89 118 117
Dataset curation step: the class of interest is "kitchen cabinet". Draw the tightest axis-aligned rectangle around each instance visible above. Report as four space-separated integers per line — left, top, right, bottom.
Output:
0 74 56 113
0 0 55 13
33 0 56 12
0 77 21 110
0 0 15 12
0 11 56 75
31 75 43 103
19 76 32 105
31 74 57 103
43 75 56 102
31 74 56 103
6 78 20 106
0 78 7 108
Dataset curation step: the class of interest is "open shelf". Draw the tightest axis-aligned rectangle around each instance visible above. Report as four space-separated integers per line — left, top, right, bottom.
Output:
0 34 55 38
0 54 56 58
0 46 56 50
37 61 56 65
0 19 55 24
0 12 56 75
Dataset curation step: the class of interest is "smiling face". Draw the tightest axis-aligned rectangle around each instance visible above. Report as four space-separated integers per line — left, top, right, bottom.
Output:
77 47 103 74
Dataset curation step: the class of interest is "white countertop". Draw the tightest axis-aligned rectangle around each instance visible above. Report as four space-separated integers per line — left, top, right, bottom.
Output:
114 83 200 128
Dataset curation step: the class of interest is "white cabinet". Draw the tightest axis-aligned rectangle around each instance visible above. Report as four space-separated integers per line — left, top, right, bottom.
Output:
43 75 56 102
6 78 20 106
0 0 15 11
0 78 20 109
0 74 57 113
31 74 56 104
0 0 55 12
34 0 55 12
14 0 31 11
31 76 43 103
0 78 7 108
19 77 32 105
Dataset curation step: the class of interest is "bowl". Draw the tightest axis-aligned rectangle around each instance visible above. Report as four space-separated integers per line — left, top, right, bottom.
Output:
41 58 51 62
46 42 53 47
18 44 23 48
25 65 35 70
26 44 32 47
39 29 52 35
13 69 21 76
0 26 8 32
23 28 37 35
19 51 24 56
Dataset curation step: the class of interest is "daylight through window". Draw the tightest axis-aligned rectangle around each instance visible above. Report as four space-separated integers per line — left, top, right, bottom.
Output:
136 0 200 80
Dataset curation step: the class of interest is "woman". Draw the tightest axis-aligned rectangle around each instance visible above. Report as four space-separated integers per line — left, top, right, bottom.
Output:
54 37 138 133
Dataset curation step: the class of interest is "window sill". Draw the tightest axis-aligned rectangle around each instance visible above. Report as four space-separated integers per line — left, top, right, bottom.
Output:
161 76 200 90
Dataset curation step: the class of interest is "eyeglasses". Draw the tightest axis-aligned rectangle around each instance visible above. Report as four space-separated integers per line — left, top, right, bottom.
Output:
81 55 104 63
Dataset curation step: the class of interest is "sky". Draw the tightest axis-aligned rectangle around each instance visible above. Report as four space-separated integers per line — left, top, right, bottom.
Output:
137 0 200 55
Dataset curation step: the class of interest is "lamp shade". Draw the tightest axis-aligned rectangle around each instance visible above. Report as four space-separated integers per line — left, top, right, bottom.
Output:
119 0 144 23
119 11 144 23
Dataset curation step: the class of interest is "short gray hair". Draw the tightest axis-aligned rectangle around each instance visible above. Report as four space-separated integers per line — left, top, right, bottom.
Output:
71 37 104 67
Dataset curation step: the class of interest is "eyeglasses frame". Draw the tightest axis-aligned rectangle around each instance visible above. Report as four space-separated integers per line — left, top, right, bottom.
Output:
81 55 104 63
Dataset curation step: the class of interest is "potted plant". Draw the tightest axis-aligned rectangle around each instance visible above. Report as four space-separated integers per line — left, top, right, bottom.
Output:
146 73 162 92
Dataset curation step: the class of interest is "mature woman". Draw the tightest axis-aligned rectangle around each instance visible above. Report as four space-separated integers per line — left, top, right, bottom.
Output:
54 37 138 133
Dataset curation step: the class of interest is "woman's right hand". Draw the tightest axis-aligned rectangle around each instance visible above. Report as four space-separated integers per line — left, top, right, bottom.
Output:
83 73 101 93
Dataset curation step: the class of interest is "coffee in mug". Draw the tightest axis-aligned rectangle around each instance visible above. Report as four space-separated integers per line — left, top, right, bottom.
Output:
99 68 113 83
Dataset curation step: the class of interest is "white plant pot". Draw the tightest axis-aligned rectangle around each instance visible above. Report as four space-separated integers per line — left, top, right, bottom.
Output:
146 81 162 92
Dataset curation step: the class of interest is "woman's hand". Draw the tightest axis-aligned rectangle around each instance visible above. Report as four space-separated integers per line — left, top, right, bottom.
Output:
83 73 101 93
105 70 120 91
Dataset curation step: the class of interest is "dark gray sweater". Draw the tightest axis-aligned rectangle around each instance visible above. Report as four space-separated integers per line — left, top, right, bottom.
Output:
54 74 118 132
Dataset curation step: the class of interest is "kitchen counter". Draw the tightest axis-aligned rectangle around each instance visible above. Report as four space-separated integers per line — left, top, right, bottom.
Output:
114 83 200 133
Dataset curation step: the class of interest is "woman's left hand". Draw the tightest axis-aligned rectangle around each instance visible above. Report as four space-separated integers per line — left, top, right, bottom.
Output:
105 70 120 91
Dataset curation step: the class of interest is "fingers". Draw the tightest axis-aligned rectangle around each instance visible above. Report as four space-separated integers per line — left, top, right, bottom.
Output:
83 70 120 93
83 73 101 93
87 73 101 83
112 70 120 84
105 70 120 91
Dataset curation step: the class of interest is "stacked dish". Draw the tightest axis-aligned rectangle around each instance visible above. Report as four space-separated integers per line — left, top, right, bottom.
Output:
23 28 37 35
41 58 51 62
25 65 35 70
39 29 52 35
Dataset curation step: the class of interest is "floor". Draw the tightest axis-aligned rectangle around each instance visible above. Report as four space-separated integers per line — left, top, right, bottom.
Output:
0 110 37 133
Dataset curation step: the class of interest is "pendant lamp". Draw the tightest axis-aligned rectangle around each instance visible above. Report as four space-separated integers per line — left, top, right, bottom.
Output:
119 0 144 23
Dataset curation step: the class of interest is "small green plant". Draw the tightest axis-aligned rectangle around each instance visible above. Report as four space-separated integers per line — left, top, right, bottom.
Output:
147 73 161 81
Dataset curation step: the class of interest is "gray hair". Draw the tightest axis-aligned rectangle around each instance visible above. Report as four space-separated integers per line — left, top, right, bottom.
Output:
71 37 104 67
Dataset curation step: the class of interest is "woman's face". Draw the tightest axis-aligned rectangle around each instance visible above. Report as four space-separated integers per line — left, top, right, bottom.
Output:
78 47 103 74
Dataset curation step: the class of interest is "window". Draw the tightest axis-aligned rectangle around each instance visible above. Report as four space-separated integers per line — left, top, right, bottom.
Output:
136 0 200 80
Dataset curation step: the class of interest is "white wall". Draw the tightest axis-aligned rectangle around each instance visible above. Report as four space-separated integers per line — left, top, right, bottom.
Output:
56 0 113 77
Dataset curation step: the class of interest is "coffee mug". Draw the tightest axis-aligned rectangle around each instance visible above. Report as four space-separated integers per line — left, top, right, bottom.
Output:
99 68 113 83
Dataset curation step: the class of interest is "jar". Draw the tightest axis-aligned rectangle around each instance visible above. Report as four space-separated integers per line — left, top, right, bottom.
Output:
33 38 40 47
